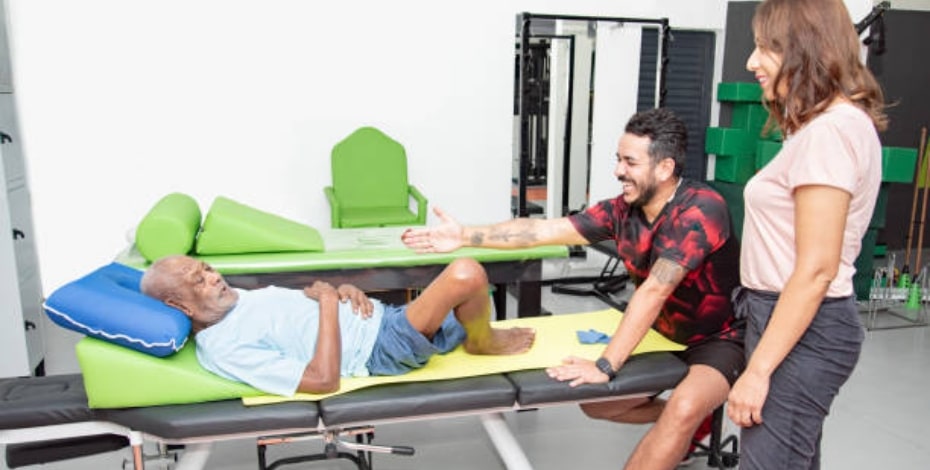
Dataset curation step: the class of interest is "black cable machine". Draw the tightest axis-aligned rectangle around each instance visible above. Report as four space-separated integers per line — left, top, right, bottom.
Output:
514 13 670 219
515 13 669 312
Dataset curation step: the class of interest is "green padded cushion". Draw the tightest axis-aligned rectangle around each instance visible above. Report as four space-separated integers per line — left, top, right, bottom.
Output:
195 196 324 255
339 206 419 228
134 193 202 262
117 226 569 274
77 336 262 408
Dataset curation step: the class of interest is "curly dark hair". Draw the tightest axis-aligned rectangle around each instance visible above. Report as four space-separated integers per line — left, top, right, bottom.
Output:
624 107 688 177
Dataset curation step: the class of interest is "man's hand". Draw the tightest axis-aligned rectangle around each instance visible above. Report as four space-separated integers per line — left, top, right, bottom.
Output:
545 356 611 387
303 281 338 303
336 284 374 318
727 369 769 428
401 206 464 253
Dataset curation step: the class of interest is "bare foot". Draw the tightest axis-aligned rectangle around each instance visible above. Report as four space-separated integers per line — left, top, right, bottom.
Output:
464 327 536 355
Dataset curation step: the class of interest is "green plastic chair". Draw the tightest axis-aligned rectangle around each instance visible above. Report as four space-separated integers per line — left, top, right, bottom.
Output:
324 126 428 228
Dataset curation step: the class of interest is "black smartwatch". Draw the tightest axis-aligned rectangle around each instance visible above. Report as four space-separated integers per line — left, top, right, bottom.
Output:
595 357 617 380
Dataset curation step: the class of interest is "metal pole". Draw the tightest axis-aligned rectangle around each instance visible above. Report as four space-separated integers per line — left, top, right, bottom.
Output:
480 413 533 470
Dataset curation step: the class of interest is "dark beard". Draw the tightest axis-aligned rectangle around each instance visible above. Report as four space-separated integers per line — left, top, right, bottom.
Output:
620 178 657 208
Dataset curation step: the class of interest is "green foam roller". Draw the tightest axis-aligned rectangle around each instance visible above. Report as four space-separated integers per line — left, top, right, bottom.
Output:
134 192 202 262
195 196 325 255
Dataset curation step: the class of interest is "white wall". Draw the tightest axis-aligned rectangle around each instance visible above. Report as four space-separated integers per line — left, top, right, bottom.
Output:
4 0 730 373
6 1 729 300
588 22 643 205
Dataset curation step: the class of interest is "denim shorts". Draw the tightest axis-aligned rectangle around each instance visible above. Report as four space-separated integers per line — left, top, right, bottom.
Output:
365 304 467 376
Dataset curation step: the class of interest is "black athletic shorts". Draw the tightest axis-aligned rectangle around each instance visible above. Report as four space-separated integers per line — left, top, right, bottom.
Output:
673 328 746 387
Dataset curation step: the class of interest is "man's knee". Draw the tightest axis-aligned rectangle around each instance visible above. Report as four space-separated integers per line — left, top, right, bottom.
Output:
663 393 711 426
446 258 488 288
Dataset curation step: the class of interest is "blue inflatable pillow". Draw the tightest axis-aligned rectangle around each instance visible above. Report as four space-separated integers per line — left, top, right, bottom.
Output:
44 262 191 357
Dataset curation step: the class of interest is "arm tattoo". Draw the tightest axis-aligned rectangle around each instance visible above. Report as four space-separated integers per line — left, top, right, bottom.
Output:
650 258 687 286
471 220 539 247
489 220 539 246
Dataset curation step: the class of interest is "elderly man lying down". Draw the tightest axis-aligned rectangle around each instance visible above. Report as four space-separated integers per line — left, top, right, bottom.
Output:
140 255 536 396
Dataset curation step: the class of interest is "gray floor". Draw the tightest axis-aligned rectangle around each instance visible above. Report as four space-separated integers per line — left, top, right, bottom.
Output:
4 249 930 469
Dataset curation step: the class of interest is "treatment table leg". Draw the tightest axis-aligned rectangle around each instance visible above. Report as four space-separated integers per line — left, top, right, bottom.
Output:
173 442 213 470
129 431 145 470
480 413 533 470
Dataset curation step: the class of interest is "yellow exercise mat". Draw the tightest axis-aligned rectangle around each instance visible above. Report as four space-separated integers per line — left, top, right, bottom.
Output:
243 308 685 405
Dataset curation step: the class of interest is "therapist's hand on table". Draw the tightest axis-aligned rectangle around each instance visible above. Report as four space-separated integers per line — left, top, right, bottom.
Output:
336 284 374 318
546 356 610 387
401 206 464 253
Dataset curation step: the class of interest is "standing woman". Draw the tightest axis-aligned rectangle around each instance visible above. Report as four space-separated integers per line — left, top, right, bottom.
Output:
728 0 887 468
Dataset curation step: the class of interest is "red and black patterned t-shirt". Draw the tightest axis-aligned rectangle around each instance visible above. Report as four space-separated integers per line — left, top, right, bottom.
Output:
568 179 741 345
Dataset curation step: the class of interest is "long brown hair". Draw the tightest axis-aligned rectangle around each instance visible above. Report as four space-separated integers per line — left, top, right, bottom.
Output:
753 0 888 134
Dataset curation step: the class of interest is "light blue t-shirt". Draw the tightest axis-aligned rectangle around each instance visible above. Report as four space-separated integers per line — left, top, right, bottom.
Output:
195 286 384 396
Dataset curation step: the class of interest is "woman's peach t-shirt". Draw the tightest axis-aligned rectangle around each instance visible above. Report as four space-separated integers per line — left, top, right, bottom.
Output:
741 103 882 297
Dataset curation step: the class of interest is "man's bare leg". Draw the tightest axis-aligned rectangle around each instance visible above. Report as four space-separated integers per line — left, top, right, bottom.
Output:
406 258 535 354
580 395 665 424
623 365 729 470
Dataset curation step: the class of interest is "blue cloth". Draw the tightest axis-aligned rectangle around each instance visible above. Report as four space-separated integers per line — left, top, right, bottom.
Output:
195 286 383 396
577 329 611 344
365 305 466 375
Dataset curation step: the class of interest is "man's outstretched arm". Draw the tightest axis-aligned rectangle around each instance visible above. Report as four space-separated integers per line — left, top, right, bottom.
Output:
402 206 589 253
298 282 342 393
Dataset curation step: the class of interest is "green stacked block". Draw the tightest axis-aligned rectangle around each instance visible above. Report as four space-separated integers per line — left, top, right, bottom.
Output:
708 82 771 185
755 140 782 169
706 127 755 183
705 127 755 156
870 183 889 229
874 244 887 257
761 127 783 142
715 155 757 184
881 146 918 183
853 228 879 301
717 82 762 102
708 180 746 239
731 102 768 135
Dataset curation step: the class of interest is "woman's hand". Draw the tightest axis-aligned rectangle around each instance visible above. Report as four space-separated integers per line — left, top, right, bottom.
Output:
727 369 769 427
